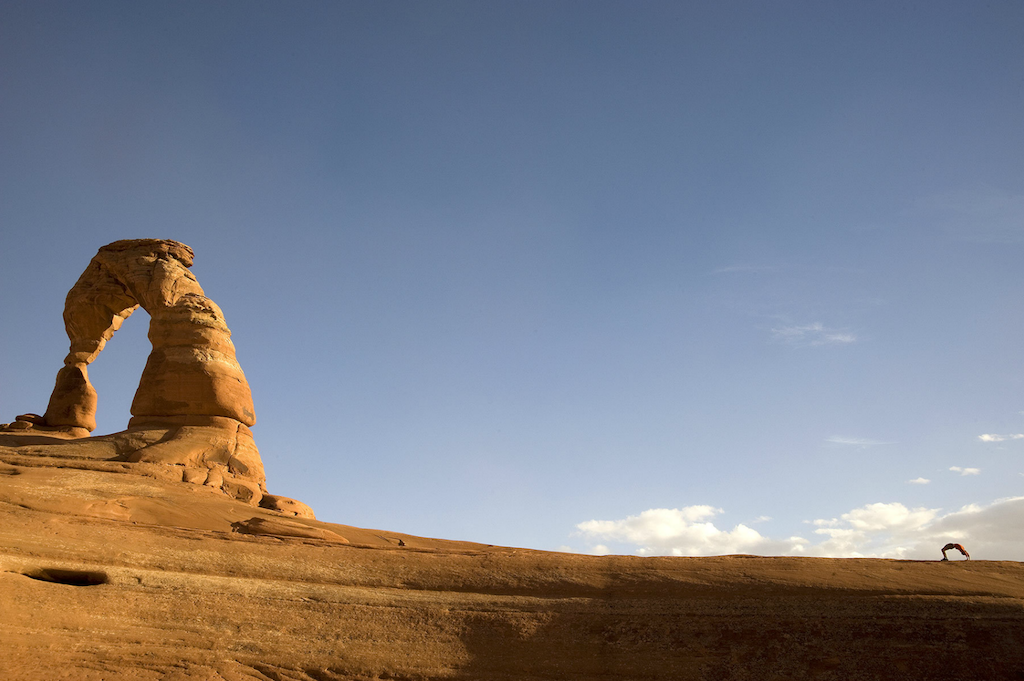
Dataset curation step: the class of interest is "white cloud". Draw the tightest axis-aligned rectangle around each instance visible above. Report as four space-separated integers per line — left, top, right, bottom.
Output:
771 322 856 347
979 434 1024 442
576 496 1024 559
908 477 930 484
950 466 981 476
575 507 800 557
839 502 938 532
826 436 895 446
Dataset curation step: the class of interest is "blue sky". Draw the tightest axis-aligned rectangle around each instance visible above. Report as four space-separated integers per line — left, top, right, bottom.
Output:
2 1 1023 558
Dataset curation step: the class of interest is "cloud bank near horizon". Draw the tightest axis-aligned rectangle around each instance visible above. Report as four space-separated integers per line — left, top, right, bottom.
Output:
575 496 1024 560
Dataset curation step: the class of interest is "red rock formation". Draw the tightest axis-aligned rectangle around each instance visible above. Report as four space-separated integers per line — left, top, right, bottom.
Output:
0 239 276 506
37 239 255 432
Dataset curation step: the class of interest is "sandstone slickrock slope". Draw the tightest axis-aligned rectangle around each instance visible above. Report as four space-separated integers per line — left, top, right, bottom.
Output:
2 241 1024 680
2 465 1023 681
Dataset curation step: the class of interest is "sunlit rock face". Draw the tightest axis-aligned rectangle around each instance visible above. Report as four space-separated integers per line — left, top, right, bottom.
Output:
2 459 1024 681
45 239 256 431
0 239 273 505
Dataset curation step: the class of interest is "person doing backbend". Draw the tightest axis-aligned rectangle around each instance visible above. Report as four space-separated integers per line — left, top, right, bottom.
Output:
941 543 970 561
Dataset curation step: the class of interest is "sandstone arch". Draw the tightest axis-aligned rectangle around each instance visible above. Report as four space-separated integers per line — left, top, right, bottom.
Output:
2 239 267 503
39 239 255 434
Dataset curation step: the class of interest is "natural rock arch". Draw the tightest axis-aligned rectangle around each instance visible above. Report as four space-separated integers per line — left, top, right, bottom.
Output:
41 239 255 434
2 239 271 504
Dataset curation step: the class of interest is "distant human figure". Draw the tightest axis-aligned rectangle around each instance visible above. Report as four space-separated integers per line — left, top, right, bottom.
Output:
941 543 970 561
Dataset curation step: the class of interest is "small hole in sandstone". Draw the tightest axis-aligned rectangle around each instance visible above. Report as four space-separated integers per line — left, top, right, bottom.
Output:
25 568 109 586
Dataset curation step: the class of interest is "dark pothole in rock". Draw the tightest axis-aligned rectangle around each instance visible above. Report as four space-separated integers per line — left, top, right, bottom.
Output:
23 567 109 586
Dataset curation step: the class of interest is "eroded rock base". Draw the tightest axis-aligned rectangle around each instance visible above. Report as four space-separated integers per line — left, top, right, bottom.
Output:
0 422 302 512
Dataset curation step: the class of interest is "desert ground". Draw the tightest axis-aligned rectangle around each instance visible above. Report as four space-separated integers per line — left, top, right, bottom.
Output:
2 436 1023 681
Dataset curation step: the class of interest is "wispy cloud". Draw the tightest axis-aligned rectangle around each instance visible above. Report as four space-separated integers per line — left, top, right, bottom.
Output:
771 322 856 347
826 436 894 446
950 466 981 476
979 434 1024 442
713 264 781 274
908 477 930 485
575 496 1024 559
